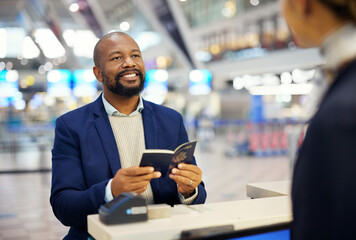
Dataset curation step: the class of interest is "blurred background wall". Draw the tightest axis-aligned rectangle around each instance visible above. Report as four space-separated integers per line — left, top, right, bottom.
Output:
0 0 325 173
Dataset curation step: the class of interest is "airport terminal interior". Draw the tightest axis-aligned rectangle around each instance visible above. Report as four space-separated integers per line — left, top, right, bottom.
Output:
0 0 325 239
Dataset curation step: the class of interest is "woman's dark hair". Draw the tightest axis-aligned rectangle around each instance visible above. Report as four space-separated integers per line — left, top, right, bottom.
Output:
320 0 356 22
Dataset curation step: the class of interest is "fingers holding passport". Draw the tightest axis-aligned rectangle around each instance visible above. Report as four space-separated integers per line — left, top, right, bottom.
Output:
111 166 161 197
169 163 202 197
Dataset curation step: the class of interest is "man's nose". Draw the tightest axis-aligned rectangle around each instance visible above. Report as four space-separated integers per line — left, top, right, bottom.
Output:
122 57 136 68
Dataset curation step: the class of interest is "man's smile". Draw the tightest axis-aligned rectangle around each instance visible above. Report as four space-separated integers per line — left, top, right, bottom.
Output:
118 70 142 82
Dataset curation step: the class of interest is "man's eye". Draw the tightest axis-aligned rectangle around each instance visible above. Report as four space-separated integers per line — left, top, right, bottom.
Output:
132 54 140 58
113 56 121 60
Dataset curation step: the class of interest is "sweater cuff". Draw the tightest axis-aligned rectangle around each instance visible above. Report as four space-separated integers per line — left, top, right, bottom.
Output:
105 179 114 202
178 187 198 204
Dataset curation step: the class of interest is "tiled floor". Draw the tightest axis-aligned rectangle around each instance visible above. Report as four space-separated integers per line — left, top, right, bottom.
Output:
0 173 69 240
0 135 291 239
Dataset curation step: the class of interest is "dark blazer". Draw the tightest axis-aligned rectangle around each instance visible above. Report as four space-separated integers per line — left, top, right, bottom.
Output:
292 59 356 239
50 94 207 239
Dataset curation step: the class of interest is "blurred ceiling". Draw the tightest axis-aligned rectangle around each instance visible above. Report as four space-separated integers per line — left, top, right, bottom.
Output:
0 0 26 24
0 0 324 90
0 0 188 69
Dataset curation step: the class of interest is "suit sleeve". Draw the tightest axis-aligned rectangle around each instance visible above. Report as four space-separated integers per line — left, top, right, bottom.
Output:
292 102 356 239
50 117 108 228
177 114 207 204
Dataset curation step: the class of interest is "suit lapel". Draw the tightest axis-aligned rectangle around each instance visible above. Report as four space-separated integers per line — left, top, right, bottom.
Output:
142 100 158 149
93 95 121 176
142 100 160 201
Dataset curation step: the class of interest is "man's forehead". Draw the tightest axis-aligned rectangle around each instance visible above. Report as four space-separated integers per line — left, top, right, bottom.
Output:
99 34 140 52
104 33 137 45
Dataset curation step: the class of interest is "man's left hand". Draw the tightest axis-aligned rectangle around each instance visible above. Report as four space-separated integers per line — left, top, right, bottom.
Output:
169 163 202 198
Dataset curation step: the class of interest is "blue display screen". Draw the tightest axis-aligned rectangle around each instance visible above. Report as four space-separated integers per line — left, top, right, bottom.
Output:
189 69 212 95
72 69 97 97
143 69 168 104
0 70 19 97
144 69 168 90
47 69 72 97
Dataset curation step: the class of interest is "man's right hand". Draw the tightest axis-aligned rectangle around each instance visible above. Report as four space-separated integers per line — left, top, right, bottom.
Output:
111 166 161 197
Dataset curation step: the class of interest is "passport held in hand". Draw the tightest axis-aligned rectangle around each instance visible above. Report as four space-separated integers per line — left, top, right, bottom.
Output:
139 141 197 177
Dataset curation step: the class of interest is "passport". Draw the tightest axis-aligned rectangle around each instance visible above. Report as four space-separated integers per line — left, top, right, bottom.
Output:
139 141 197 177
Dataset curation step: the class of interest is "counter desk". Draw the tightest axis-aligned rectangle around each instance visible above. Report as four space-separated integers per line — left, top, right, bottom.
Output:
246 180 291 199
88 196 292 240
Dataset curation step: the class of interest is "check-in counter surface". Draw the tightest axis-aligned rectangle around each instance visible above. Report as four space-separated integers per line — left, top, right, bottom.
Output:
246 180 291 199
88 196 292 240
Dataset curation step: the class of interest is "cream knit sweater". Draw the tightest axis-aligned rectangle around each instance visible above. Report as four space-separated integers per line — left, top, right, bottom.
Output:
109 114 154 204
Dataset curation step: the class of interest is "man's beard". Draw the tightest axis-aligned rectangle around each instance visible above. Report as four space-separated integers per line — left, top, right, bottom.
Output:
103 69 145 97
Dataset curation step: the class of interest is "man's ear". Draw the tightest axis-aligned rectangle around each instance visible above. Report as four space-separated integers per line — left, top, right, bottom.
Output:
93 66 103 83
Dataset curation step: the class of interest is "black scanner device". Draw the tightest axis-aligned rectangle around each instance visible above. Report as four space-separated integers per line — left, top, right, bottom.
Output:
99 192 148 225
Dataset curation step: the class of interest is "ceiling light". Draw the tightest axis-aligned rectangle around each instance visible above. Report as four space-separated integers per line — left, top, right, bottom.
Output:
69 3 80 12
250 0 260 6
119 22 130 32
233 77 244 90
280 72 292 84
0 29 6 58
249 84 313 95
34 29 65 58
23 36 40 59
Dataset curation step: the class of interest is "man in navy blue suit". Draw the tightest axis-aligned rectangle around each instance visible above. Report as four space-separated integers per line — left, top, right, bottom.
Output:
50 32 207 239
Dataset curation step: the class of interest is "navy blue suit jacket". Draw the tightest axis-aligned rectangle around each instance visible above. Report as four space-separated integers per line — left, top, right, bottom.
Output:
292 59 356 239
50 95 207 239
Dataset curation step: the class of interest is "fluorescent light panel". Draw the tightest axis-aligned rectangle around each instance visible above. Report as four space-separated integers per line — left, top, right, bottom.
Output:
249 84 313 95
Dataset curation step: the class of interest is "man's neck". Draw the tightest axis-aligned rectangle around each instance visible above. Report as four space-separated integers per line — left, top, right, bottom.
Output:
104 92 140 115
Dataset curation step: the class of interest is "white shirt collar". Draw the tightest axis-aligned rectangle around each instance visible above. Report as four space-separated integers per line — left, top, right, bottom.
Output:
101 93 144 117
321 23 356 73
